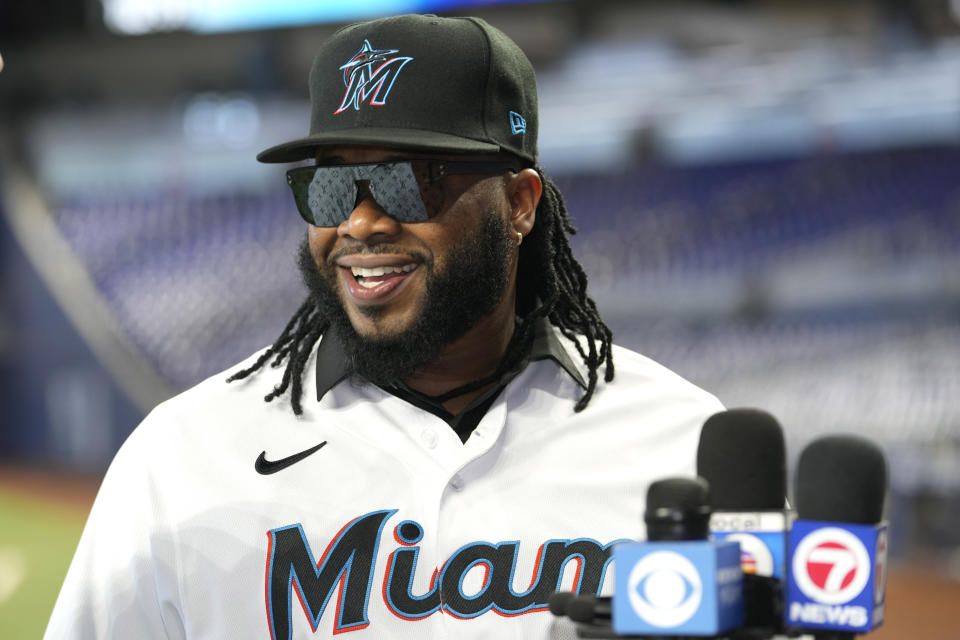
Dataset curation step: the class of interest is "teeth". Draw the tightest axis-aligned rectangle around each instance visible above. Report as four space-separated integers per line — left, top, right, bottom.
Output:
350 264 416 279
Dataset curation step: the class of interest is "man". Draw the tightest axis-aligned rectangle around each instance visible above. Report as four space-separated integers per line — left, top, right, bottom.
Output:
47 14 723 639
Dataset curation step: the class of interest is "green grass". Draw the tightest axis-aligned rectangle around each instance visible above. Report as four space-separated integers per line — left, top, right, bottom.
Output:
0 490 87 639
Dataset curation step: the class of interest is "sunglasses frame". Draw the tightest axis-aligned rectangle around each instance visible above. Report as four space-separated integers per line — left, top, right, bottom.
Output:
286 158 521 227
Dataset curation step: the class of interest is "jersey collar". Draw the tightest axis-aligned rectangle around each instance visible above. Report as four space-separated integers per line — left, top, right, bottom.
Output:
315 316 588 402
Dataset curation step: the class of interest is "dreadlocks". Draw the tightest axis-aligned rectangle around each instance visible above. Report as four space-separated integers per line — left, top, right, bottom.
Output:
227 168 614 415
515 170 615 410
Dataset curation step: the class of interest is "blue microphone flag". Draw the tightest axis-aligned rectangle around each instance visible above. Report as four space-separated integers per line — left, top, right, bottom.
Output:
786 519 888 633
613 539 744 636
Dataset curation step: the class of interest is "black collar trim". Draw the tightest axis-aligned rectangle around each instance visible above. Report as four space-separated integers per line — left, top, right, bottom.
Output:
314 316 587 402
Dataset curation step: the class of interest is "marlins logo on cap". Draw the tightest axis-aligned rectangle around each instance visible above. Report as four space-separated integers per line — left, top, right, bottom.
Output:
334 40 414 114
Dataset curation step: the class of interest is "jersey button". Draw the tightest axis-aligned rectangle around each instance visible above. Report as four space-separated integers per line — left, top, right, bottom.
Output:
421 428 438 449
450 475 465 491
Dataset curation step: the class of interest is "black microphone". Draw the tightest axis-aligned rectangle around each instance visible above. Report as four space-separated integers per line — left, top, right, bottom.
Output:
697 409 789 633
548 591 576 617
786 435 889 638
697 409 786 514
611 477 745 636
794 435 886 525
547 590 617 637
556 478 714 634
567 594 611 624
645 476 712 541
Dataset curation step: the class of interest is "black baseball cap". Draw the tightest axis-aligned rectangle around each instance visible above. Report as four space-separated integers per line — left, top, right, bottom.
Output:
256 14 538 166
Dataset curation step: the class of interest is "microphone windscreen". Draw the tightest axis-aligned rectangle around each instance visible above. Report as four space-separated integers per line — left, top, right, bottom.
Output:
548 591 574 617
697 408 786 510
566 595 602 623
645 477 711 541
795 435 887 524
646 477 710 512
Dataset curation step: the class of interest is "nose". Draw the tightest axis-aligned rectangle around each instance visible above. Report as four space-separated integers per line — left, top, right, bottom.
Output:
336 182 403 243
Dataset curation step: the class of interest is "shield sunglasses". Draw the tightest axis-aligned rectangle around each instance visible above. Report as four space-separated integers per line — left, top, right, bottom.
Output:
286 159 520 227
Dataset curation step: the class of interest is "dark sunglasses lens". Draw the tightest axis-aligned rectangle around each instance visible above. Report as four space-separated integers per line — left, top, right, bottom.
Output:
286 167 353 226
366 163 431 223
311 166 359 226
287 163 434 227
408 162 445 218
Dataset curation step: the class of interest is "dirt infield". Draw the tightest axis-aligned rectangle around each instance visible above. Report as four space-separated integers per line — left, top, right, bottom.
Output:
1 464 956 638
876 566 959 639
0 463 103 514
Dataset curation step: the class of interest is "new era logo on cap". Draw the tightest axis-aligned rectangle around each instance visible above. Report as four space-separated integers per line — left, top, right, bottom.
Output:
509 111 526 135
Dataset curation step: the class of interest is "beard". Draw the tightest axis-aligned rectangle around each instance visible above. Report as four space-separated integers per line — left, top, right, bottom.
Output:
298 212 513 386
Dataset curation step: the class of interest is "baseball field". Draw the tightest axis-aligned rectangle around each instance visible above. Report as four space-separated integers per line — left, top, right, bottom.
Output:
0 467 93 639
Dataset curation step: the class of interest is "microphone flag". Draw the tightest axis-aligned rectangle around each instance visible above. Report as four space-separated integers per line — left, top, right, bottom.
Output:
785 519 888 633
613 540 744 636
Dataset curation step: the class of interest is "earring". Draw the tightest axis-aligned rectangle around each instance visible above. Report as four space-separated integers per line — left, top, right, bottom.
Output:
515 231 524 246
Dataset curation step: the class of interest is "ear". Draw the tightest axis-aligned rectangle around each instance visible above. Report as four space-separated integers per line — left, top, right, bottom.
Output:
505 168 541 238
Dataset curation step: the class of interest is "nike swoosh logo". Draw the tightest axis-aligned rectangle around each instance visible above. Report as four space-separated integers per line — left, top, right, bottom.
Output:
255 441 327 475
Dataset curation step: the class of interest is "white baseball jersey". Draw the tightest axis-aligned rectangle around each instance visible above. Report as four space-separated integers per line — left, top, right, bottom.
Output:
46 326 723 639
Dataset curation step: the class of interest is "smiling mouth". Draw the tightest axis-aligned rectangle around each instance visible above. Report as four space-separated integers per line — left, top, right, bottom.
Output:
339 261 421 302
350 264 417 288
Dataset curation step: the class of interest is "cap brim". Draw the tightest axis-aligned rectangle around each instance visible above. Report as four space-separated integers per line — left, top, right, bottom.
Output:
256 128 504 163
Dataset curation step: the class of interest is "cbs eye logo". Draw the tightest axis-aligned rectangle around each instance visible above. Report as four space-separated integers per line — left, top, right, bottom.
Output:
792 528 870 605
626 551 703 627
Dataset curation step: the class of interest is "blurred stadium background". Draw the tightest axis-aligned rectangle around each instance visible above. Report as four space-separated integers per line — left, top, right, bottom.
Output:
1 0 959 637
